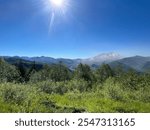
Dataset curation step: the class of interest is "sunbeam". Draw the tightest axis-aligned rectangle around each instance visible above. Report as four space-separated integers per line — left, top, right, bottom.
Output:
49 12 55 32
47 0 70 31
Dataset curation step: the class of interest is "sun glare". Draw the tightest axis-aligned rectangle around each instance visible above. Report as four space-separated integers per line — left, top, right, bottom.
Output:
47 0 70 31
50 0 64 7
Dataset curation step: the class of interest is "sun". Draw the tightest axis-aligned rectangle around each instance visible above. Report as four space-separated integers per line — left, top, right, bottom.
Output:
50 0 64 7
47 0 70 31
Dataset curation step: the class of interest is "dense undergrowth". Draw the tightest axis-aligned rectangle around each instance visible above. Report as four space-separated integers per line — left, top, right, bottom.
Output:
0 79 150 113
0 58 150 113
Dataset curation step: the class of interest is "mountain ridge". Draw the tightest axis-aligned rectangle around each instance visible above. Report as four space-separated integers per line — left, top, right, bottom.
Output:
1 53 150 72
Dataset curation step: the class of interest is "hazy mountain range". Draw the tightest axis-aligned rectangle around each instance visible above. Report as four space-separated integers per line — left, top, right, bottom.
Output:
1 52 150 72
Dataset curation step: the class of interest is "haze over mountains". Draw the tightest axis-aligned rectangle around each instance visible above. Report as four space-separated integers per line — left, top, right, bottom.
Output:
1 52 150 72
81 53 122 65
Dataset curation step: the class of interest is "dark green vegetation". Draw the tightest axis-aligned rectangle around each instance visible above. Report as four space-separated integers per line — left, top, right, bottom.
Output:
2 55 150 72
0 58 150 113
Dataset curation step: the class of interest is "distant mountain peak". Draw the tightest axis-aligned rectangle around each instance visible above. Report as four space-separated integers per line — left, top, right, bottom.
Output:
2 53 150 72
83 52 122 64
93 52 122 60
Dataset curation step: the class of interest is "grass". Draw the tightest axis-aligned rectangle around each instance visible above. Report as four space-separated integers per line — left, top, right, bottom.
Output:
48 93 150 113
0 82 150 113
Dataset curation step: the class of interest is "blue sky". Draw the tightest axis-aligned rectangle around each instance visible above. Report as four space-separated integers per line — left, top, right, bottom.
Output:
0 0 150 58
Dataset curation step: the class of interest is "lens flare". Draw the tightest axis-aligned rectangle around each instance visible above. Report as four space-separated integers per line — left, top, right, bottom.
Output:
46 0 73 32
50 0 64 7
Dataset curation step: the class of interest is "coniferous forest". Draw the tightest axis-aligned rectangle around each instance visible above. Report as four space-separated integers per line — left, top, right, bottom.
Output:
0 58 150 113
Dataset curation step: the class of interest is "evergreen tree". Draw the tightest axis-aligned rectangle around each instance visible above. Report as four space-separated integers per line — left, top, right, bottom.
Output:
120 69 140 90
50 62 71 82
26 61 37 82
30 64 51 82
30 62 71 82
95 64 113 83
17 60 27 82
0 58 20 82
74 63 93 82
113 64 125 78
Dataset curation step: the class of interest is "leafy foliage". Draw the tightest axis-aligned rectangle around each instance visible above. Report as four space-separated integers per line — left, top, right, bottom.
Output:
30 63 71 82
74 63 94 82
0 60 150 113
0 58 20 82
95 64 113 83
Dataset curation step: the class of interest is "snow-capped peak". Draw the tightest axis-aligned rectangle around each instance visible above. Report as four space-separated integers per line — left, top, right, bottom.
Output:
82 52 122 64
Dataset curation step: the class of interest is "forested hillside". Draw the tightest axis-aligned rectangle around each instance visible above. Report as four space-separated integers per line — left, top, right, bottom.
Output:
0 58 150 113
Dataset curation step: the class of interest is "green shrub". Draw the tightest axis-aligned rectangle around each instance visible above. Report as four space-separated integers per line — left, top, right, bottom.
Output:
38 81 67 95
0 59 20 82
1 84 26 105
103 77 125 101
66 79 90 92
